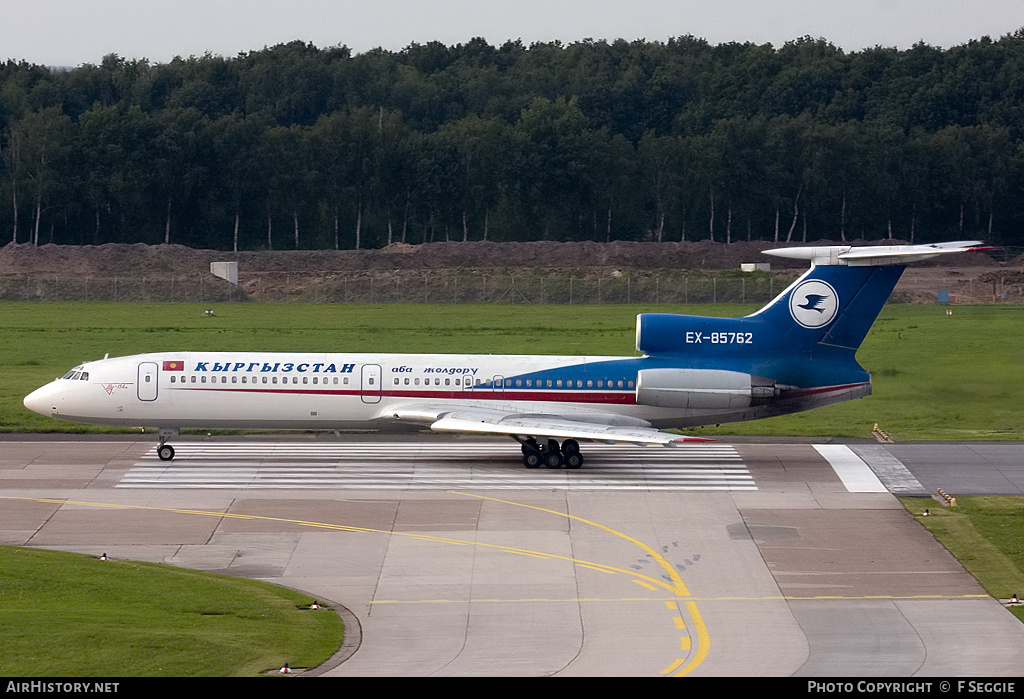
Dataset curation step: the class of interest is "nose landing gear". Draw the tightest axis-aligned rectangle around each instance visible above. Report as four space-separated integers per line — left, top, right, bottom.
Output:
157 427 179 461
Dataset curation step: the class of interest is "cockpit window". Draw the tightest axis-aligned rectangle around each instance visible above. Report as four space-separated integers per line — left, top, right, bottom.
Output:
63 366 86 380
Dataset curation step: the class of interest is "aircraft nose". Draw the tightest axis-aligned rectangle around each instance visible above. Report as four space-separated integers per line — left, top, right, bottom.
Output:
23 384 56 417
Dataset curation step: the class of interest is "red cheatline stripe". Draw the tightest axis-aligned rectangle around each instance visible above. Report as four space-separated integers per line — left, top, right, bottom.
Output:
171 382 867 404
783 382 868 398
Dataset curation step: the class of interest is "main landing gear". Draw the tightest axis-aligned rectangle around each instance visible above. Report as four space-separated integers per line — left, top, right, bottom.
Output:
517 437 584 470
157 427 179 461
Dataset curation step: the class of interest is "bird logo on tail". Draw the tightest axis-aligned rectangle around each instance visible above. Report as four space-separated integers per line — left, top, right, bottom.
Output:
797 294 830 313
789 281 839 328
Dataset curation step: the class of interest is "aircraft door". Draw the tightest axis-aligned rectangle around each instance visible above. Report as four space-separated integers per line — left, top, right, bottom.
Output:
361 364 382 404
137 362 158 401
466 375 503 399
463 373 483 398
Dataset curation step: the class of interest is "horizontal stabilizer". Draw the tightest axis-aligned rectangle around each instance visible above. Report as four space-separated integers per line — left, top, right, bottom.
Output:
763 241 992 266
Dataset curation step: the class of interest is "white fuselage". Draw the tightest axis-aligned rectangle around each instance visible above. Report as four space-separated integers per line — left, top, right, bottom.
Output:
25 351 720 431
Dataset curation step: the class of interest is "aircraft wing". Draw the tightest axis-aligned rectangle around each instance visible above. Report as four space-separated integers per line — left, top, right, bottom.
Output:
390 405 711 446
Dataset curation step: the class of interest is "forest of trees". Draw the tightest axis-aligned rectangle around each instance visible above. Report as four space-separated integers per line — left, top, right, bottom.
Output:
3 32 1024 251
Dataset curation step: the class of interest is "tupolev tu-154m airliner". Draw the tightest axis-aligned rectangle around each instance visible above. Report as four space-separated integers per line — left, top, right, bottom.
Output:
24 241 989 469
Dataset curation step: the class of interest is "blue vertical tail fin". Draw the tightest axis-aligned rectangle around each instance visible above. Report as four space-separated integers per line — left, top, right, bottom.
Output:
633 242 989 424
636 242 989 383
744 262 903 352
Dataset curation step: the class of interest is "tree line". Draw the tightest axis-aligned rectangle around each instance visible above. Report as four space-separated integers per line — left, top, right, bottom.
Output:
2 33 1024 251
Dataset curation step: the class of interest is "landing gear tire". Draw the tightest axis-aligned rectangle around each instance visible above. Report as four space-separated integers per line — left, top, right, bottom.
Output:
521 437 542 468
564 451 584 469
543 450 563 469
158 444 175 461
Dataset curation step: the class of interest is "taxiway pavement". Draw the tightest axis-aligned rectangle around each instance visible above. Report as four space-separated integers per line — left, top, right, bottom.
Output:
1 435 1022 676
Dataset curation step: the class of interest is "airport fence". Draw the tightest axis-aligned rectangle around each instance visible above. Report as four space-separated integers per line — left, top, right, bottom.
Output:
3 267 1008 304
0 274 247 303
0 269 790 305
283 269 786 305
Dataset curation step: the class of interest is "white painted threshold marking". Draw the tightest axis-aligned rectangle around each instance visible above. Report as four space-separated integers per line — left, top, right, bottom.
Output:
813 445 888 493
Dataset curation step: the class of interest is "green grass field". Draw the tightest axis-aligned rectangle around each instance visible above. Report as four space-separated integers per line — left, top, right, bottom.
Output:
0 545 343 676
901 497 1024 624
2 301 1021 439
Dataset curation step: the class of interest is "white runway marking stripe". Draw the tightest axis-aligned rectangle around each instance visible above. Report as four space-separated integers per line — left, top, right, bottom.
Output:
814 444 888 492
119 442 756 491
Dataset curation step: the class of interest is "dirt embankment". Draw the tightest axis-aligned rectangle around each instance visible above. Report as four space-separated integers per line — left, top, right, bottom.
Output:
0 239 817 276
0 239 1005 303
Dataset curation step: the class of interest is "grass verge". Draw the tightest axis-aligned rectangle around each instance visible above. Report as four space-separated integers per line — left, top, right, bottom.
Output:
0 546 344 676
900 497 1024 623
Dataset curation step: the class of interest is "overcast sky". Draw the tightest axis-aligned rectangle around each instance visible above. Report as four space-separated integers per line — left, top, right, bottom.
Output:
5 0 1024 67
